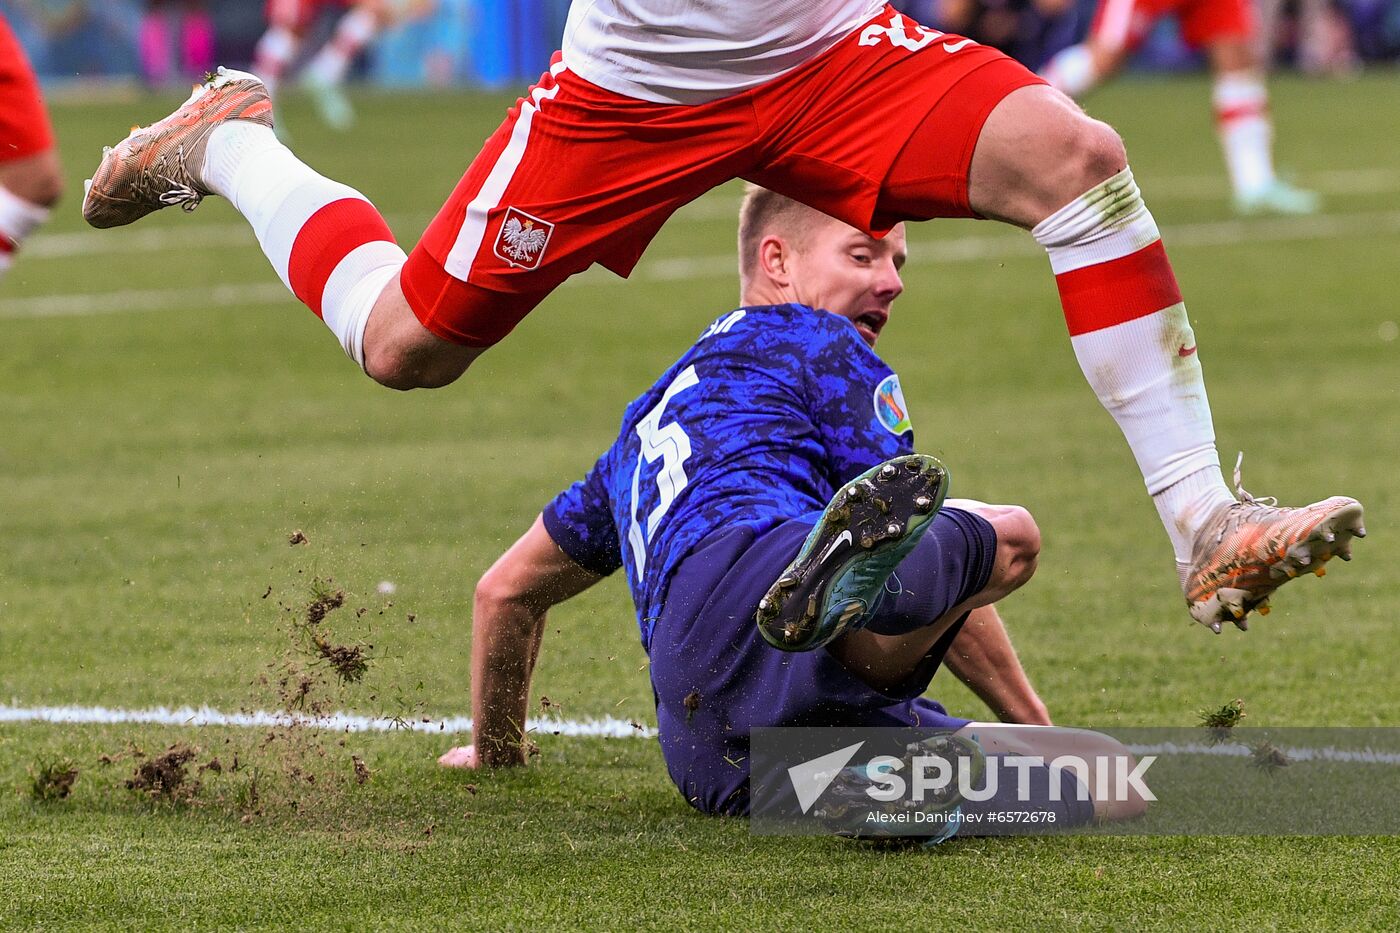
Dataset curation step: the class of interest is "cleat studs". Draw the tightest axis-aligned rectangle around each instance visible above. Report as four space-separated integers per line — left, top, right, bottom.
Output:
1355 526 1367 539
860 535 875 549
1210 621 1223 634
879 464 898 481
1314 566 1327 578
886 522 903 538
1322 530 1336 543
776 574 799 591
873 497 890 515
1257 601 1271 616
1285 566 1299 578
914 495 935 514
906 459 923 473
846 484 865 501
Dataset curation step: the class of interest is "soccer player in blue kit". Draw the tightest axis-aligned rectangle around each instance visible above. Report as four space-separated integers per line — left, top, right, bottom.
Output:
440 188 1144 823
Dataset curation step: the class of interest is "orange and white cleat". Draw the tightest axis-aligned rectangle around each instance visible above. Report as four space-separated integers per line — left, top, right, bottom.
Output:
1183 455 1365 632
82 67 272 229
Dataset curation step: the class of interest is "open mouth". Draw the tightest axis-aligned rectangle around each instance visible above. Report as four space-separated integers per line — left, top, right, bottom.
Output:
854 311 887 342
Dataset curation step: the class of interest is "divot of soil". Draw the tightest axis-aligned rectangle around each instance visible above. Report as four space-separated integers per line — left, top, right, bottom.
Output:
126 744 200 800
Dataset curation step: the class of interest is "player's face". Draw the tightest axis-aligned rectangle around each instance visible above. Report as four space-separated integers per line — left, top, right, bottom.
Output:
790 221 906 348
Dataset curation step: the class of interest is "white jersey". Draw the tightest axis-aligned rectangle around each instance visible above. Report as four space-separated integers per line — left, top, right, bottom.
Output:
562 0 887 105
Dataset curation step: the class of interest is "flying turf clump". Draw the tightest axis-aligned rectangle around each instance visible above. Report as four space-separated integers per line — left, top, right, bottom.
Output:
1248 741 1292 774
126 744 200 801
1198 698 1246 744
29 757 79 801
296 578 370 683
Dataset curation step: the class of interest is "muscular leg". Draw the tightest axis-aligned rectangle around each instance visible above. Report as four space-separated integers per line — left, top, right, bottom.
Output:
361 278 482 389
966 84 1235 587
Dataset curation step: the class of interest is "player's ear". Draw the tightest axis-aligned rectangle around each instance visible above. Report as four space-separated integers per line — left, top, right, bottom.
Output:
757 234 791 287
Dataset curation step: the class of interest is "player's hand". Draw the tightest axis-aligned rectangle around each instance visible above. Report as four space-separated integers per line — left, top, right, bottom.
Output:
437 745 480 769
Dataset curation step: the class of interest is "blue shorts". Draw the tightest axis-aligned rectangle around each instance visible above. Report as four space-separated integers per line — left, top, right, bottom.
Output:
649 507 999 816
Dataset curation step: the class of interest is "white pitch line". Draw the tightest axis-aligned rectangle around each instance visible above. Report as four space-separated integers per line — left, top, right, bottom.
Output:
1127 741 1400 766
5 705 1397 765
0 703 657 739
6 208 1400 320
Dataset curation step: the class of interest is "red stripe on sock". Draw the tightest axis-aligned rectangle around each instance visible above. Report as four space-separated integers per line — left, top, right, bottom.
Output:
0 236 15 255
1215 103 1267 123
1057 240 1183 336
287 198 395 318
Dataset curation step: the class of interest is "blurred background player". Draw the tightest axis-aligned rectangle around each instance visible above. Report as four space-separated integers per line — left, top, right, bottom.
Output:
0 11 62 283
1039 0 1321 215
252 0 431 131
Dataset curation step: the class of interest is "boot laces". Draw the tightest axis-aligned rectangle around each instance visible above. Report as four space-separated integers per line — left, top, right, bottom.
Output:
1215 451 1281 545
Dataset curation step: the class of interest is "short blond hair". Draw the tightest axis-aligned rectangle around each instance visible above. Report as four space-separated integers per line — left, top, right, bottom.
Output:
736 185 831 287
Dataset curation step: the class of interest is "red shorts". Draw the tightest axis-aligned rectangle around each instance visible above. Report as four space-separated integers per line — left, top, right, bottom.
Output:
265 0 353 31
0 15 55 163
1089 0 1255 53
401 5 1043 347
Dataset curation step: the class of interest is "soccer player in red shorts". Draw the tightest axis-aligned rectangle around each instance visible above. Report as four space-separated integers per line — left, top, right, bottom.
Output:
1040 0 1320 215
80 2 1363 633
0 14 63 282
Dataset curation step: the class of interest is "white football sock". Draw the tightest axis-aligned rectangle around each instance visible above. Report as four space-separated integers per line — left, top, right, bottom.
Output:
203 122 405 368
305 8 379 86
1041 44 1099 97
0 184 51 280
1213 72 1275 199
252 25 297 94
1033 168 1234 568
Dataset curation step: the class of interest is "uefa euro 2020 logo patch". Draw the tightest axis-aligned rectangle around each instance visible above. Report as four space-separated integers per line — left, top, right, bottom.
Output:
873 374 912 436
494 207 554 270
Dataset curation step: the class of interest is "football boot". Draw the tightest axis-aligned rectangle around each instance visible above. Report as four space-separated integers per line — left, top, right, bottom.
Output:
1184 454 1364 632
83 67 273 229
756 454 947 652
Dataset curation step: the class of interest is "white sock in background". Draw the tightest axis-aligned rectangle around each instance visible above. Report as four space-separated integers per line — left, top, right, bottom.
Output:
1213 71 1275 199
1041 43 1100 98
0 184 51 279
305 8 379 86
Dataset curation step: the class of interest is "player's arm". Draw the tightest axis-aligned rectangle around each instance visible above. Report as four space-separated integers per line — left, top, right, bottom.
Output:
468 515 604 767
942 604 1052 726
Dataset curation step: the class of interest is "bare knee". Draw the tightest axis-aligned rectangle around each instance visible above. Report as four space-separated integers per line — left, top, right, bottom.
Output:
969 85 1128 227
364 340 474 390
978 505 1040 599
0 152 64 208
361 279 482 390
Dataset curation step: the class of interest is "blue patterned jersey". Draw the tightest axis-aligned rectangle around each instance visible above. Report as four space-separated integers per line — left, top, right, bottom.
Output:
542 304 915 650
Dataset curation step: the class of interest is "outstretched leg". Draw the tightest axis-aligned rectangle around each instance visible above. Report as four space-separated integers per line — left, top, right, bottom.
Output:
81 69 479 389
964 84 1361 629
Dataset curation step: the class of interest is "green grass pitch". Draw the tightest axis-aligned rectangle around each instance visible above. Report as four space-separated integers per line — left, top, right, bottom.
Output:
2 74 1398 928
